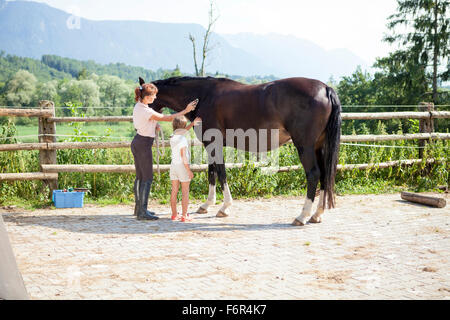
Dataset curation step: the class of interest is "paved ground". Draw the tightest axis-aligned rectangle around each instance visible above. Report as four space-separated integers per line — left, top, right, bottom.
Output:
2 193 449 300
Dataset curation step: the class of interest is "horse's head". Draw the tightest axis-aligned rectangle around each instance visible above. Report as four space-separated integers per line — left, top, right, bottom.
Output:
150 76 217 114
149 77 190 113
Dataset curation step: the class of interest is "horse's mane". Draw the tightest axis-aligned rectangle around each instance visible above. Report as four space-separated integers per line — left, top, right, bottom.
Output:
152 76 236 86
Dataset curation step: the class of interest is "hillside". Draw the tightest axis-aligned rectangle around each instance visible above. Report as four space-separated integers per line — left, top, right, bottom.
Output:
40 55 164 82
0 51 72 83
0 0 270 77
0 0 367 80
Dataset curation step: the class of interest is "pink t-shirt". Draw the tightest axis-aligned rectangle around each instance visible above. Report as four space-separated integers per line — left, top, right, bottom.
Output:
133 102 161 137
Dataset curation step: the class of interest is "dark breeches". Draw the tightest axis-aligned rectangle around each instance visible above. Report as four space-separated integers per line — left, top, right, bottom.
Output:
131 134 154 182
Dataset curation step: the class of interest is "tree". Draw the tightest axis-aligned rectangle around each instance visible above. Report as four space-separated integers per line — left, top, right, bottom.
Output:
189 0 219 76
162 65 183 79
97 75 130 115
77 68 89 80
373 50 429 105
336 66 377 106
58 79 100 115
384 0 450 103
37 80 59 103
5 70 37 107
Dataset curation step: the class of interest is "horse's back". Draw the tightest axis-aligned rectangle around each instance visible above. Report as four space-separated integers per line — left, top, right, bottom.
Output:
272 77 328 100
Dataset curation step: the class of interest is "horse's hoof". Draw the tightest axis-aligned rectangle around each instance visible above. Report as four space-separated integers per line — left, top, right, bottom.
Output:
309 216 322 224
292 219 305 226
196 207 208 214
216 211 228 218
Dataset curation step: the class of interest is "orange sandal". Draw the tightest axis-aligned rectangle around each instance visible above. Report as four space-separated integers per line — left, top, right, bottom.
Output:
181 214 192 222
171 213 181 221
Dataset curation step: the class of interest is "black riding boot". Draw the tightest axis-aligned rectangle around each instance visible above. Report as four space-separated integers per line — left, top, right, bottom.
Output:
133 179 139 216
137 179 159 220
140 181 157 216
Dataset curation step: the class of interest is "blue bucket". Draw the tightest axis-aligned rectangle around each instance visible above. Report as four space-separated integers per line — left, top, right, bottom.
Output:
52 190 85 208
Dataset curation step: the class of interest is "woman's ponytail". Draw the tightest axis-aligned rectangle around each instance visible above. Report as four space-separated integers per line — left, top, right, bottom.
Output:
134 87 142 102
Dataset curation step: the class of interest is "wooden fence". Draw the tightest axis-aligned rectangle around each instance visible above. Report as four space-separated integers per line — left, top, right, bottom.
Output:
1 101 449 194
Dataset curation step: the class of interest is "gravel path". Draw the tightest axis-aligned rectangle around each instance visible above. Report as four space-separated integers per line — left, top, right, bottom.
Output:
2 192 449 300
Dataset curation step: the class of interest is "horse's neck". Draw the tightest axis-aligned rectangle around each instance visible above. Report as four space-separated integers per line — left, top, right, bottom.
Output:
160 85 206 113
159 93 185 112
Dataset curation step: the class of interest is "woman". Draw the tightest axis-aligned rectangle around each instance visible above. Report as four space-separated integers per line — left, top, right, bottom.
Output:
131 79 197 220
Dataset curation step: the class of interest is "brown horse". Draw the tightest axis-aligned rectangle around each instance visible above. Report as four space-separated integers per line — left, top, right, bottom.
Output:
141 76 341 226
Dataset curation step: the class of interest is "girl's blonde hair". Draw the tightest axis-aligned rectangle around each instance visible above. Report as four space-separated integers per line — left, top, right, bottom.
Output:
172 116 188 131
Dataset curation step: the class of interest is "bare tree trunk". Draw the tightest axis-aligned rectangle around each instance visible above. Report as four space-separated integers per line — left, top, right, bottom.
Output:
189 0 218 77
189 33 199 76
200 1 216 77
432 0 438 103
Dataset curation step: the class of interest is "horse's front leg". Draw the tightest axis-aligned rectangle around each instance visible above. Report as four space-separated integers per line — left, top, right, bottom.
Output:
216 163 232 217
196 164 217 214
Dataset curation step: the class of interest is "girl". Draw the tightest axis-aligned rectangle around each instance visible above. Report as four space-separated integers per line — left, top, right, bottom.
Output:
170 115 201 222
131 79 198 220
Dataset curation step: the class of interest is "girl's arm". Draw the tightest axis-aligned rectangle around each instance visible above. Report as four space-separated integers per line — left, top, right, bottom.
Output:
183 117 202 132
180 147 194 179
184 122 195 132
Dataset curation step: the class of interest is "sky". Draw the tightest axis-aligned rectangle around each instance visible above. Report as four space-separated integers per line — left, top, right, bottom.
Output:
24 0 400 65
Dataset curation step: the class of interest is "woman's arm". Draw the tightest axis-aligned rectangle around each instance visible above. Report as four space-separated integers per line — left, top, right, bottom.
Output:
150 111 182 122
150 100 198 122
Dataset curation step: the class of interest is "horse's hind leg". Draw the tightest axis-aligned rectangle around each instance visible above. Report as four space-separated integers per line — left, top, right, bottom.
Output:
292 145 320 226
309 148 325 223
196 164 217 214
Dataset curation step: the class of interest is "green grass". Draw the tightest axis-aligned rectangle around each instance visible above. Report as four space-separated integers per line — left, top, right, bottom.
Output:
15 123 135 142
1 195 54 210
15 121 174 143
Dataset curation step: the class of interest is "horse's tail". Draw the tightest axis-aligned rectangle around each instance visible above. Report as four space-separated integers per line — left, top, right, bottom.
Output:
322 86 342 209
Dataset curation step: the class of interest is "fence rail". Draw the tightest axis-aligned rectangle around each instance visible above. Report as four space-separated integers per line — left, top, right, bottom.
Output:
1 133 450 152
2 108 450 121
0 108 54 118
38 159 438 174
0 102 448 189
0 172 58 181
48 116 133 123
341 111 450 120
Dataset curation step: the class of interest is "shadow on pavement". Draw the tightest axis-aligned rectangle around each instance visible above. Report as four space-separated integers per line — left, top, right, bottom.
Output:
2 211 299 235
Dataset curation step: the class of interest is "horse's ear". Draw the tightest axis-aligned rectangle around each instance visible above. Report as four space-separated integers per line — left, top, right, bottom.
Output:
139 77 145 86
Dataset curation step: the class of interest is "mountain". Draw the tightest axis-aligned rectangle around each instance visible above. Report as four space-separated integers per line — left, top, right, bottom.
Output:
223 33 368 81
0 0 367 81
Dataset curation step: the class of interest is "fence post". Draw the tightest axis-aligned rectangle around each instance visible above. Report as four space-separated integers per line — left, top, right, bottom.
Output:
418 102 435 159
38 100 58 197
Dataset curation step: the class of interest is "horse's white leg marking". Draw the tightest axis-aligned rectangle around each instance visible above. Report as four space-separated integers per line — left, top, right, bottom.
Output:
310 190 324 223
200 184 216 211
295 198 313 225
218 183 233 215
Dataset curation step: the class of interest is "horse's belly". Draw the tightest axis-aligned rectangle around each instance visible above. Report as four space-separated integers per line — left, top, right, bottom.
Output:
222 125 291 152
